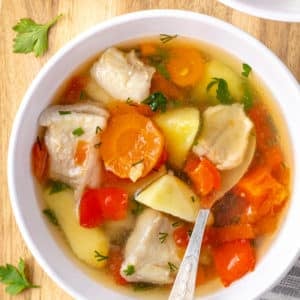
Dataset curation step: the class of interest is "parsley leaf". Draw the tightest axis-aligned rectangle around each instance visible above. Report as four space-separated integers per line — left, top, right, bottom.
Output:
0 258 39 295
58 111 71 115
142 92 167 112
94 250 108 262
168 262 178 272
12 14 62 57
72 127 84 136
159 34 178 44
123 265 135 276
207 77 232 104
242 63 252 78
43 209 59 226
158 232 168 243
48 180 70 194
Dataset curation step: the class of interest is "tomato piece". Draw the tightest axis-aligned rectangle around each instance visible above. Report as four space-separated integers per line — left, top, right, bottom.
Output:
185 155 221 196
212 239 255 287
99 188 128 220
79 189 103 228
63 76 88 104
173 225 191 248
32 137 48 182
79 187 128 228
107 247 127 285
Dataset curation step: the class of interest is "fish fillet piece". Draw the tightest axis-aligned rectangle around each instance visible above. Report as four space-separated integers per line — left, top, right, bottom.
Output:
91 47 155 102
121 209 181 284
193 103 253 170
39 102 109 205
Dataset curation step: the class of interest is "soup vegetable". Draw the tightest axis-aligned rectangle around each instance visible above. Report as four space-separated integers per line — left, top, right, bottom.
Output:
32 35 289 292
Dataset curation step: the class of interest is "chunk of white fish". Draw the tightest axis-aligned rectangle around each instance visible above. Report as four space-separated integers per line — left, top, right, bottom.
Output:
193 103 253 170
39 102 109 207
121 209 181 284
91 47 155 102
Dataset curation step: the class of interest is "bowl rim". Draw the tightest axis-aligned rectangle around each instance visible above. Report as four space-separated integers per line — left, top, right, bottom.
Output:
218 0 300 22
7 9 300 300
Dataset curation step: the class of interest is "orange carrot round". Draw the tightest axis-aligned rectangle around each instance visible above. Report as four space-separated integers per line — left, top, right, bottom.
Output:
100 113 164 180
166 47 204 87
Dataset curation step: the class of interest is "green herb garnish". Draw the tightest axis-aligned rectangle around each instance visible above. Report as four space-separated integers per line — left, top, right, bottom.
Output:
159 34 178 44
123 265 135 276
168 262 178 272
43 209 59 226
158 232 168 243
207 77 232 104
49 180 70 194
132 159 144 167
59 111 71 115
172 221 183 227
12 14 62 57
132 282 156 291
126 98 136 106
242 63 252 78
94 250 108 262
95 126 102 134
191 196 196 202
0 258 39 295
131 200 145 216
72 127 84 137
143 92 167 112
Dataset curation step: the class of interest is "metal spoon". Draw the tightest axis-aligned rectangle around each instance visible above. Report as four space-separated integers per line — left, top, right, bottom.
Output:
169 135 256 300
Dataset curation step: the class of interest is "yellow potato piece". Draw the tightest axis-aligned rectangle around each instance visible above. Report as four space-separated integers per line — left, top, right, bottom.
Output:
191 59 243 104
43 189 109 268
135 174 200 222
154 107 200 169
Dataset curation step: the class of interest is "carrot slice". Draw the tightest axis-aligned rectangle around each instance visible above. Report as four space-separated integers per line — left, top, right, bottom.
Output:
100 113 164 180
63 75 88 104
166 47 204 87
107 247 127 285
32 137 48 182
140 43 157 56
107 101 154 117
184 155 221 196
212 239 255 287
74 140 88 165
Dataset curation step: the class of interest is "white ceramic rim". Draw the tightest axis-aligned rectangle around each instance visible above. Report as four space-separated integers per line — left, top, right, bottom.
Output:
218 0 300 22
7 9 300 300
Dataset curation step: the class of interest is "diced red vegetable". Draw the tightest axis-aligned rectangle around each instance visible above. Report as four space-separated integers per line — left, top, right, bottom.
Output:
212 239 255 287
79 187 128 228
74 140 88 165
32 137 48 182
173 225 191 248
184 155 221 196
63 76 88 104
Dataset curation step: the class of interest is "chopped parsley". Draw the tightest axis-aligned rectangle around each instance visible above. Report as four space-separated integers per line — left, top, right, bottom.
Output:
132 159 144 167
159 34 178 44
58 111 71 115
131 200 145 216
207 77 232 104
191 196 196 202
43 209 59 226
48 180 70 194
168 262 178 272
172 221 183 227
158 232 168 243
72 127 84 137
242 63 252 78
123 265 135 276
95 126 102 134
142 92 167 112
94 250 108 262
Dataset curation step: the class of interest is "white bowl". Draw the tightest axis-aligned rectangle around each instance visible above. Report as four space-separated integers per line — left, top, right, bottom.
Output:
218 0 300 22
8 9 300 300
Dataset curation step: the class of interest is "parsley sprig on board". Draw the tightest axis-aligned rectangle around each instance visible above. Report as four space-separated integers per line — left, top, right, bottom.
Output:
12 14 62 56
0 258 39 295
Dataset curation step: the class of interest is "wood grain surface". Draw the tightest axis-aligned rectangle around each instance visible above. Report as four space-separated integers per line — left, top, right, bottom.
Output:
0 1 299 299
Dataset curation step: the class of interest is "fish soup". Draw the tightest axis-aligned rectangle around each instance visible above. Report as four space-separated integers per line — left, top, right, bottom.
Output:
32 35 290 297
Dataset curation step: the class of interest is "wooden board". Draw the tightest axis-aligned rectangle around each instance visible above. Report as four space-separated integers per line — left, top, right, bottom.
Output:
0 0 299 299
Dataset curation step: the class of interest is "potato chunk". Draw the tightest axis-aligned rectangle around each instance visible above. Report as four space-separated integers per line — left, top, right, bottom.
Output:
135 174 200 222
43 189 109 268
154 107 200 169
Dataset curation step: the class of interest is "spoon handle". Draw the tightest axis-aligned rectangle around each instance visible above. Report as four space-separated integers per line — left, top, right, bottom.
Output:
168 209 210 300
